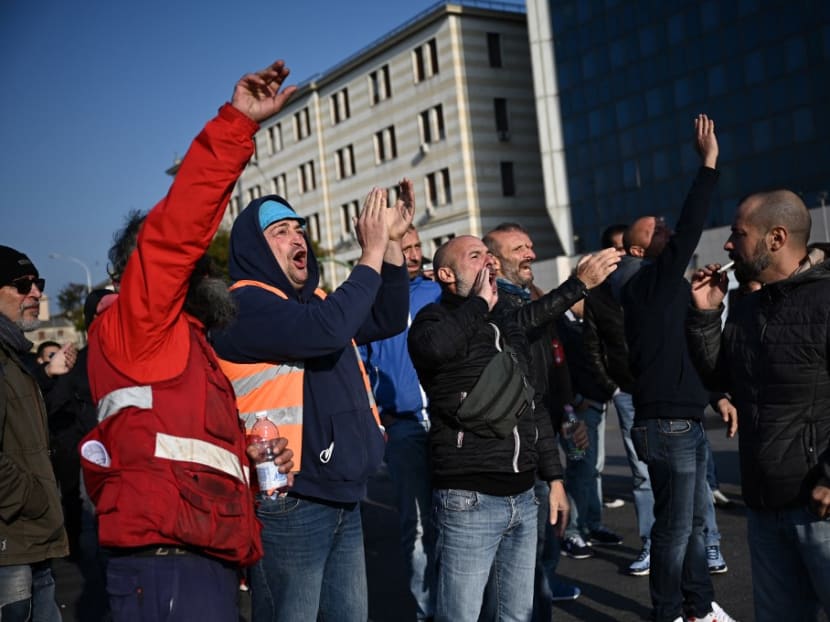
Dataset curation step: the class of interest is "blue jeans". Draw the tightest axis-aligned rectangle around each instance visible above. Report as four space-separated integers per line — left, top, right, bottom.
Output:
747 506 830 621
531 479 563 622
0 562 61 622
631 419 714 622
251 494 367 622
564 404 603 537
433 487 537 622
384 419 435 620
106 553 237 621
613 392 654 546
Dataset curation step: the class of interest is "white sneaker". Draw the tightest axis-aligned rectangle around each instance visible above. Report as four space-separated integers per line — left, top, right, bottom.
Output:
688 600 738 622
711 488 732 507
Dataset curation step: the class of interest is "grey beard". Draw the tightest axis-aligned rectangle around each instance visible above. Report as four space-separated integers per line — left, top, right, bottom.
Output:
184 276 237 330
18 317 40 332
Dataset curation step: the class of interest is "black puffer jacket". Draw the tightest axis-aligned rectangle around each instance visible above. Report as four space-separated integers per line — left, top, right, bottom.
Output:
583 281 636 395
494 276 587 426
408 292 562 492
686 247 830 510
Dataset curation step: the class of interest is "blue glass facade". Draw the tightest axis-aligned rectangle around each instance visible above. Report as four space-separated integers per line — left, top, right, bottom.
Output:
548 0 830 251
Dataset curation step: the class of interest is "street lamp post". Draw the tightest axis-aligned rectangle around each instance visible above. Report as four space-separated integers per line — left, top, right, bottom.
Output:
49 253 92 294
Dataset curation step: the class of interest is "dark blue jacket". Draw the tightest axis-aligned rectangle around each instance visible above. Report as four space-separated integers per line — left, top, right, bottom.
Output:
620 167 719 421
361 275 441 423
211 195 409 504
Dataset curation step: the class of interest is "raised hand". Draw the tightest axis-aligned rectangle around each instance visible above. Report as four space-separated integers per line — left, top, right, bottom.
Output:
690 263 729 310
575 247 623 289
694 113 718 169
355 187 391 270
387 178 416 241
231 60 298 123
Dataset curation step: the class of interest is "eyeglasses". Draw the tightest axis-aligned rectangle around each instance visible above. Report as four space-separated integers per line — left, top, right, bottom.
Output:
7 276 45 295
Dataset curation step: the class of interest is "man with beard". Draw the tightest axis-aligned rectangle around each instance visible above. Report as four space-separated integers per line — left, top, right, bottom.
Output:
360 224 441 621
0 246 68 621
211 184 411 622
79 59 295 621
408 235 566 621
687 190 830 621
483 223 619 616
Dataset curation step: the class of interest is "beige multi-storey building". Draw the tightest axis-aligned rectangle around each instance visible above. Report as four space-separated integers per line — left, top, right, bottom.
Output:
226 0 560 288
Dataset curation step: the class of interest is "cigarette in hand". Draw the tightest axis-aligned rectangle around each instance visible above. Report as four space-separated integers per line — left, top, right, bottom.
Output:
716 260 735 274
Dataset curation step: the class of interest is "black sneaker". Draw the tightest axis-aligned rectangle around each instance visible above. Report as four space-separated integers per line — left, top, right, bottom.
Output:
561 534 593 559
588 526 623 546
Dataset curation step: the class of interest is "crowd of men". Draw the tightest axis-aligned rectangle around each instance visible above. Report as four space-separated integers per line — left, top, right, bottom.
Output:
2 57 829 622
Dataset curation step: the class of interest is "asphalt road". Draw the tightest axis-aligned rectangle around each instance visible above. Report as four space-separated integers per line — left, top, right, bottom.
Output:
53 405 826 621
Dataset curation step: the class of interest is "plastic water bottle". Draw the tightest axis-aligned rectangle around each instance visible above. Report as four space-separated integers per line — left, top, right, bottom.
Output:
251 413 288 492
562 405 586 462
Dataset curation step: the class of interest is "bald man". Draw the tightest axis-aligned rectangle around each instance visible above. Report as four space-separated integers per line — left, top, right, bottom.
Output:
688 190 830 621
408 235 566 622
614 115 735 622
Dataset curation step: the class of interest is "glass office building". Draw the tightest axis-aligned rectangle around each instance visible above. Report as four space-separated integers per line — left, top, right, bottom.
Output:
540 0 829 251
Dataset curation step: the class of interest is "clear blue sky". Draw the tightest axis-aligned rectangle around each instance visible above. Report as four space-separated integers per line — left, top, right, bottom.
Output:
0 0 443 312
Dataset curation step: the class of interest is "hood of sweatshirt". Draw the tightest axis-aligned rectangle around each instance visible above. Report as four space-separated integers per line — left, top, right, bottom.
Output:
228 194 320 302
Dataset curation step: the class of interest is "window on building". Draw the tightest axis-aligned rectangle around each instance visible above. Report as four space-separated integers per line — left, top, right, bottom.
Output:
298 161 316 194
432 233 455 249
500 162 515 196
426 168 452 208
487 32 502 68
246 185 262 203
369 65 392 105
413 38 440 83
267 123 283 154
335 145 357 180
272 173 288 198
374 126 398 164
340 200 360 234
294 107 311 141
330 88 351 124
229 196 240 219
418 104 445 144
307 212 321 243
494 98 510 140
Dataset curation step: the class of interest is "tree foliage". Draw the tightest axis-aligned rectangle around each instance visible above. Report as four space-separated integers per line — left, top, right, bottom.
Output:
57 283 89 332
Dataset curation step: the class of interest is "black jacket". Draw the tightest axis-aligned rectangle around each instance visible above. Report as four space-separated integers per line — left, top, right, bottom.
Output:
686 247 830 510
621 167 719 421
494 276 587 426
583 280 636 396
408 292 562 494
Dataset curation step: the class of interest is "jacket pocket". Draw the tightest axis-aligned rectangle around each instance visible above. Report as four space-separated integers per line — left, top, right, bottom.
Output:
307 409 384 484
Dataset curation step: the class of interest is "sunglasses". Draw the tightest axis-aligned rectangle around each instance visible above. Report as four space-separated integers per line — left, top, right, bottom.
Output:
8 276 45 295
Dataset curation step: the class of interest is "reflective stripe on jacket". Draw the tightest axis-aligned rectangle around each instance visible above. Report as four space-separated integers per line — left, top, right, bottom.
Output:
218 279 381 479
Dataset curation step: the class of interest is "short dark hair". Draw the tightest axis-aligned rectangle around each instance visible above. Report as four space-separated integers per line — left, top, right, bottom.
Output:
744 190 811 247
600 224 628 249
36 341 60 358
483 222 528 256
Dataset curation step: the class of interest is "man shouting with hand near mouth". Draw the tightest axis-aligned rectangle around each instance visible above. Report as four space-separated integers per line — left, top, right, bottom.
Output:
408 235 565 622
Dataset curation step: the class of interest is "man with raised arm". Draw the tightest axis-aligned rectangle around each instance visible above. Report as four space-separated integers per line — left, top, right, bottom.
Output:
618 115 736 622
211 183 411 621
81 60 295 621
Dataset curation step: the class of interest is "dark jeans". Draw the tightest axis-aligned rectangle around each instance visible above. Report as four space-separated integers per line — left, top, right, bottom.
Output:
632 418 714 622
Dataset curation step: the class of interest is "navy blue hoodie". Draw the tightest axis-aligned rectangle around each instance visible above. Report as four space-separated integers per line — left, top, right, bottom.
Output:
211 195 409 504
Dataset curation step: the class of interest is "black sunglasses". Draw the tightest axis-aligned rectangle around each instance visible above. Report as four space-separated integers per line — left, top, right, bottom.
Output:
8 276 45 295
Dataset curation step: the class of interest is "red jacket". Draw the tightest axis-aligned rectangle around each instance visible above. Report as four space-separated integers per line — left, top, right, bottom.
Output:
81 104 263 566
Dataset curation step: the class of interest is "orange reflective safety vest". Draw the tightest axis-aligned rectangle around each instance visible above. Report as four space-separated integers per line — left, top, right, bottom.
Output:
217 280 381 481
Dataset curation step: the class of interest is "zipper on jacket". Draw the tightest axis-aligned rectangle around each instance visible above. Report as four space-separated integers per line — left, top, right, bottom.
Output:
511 426 520 472
456 430 464 448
